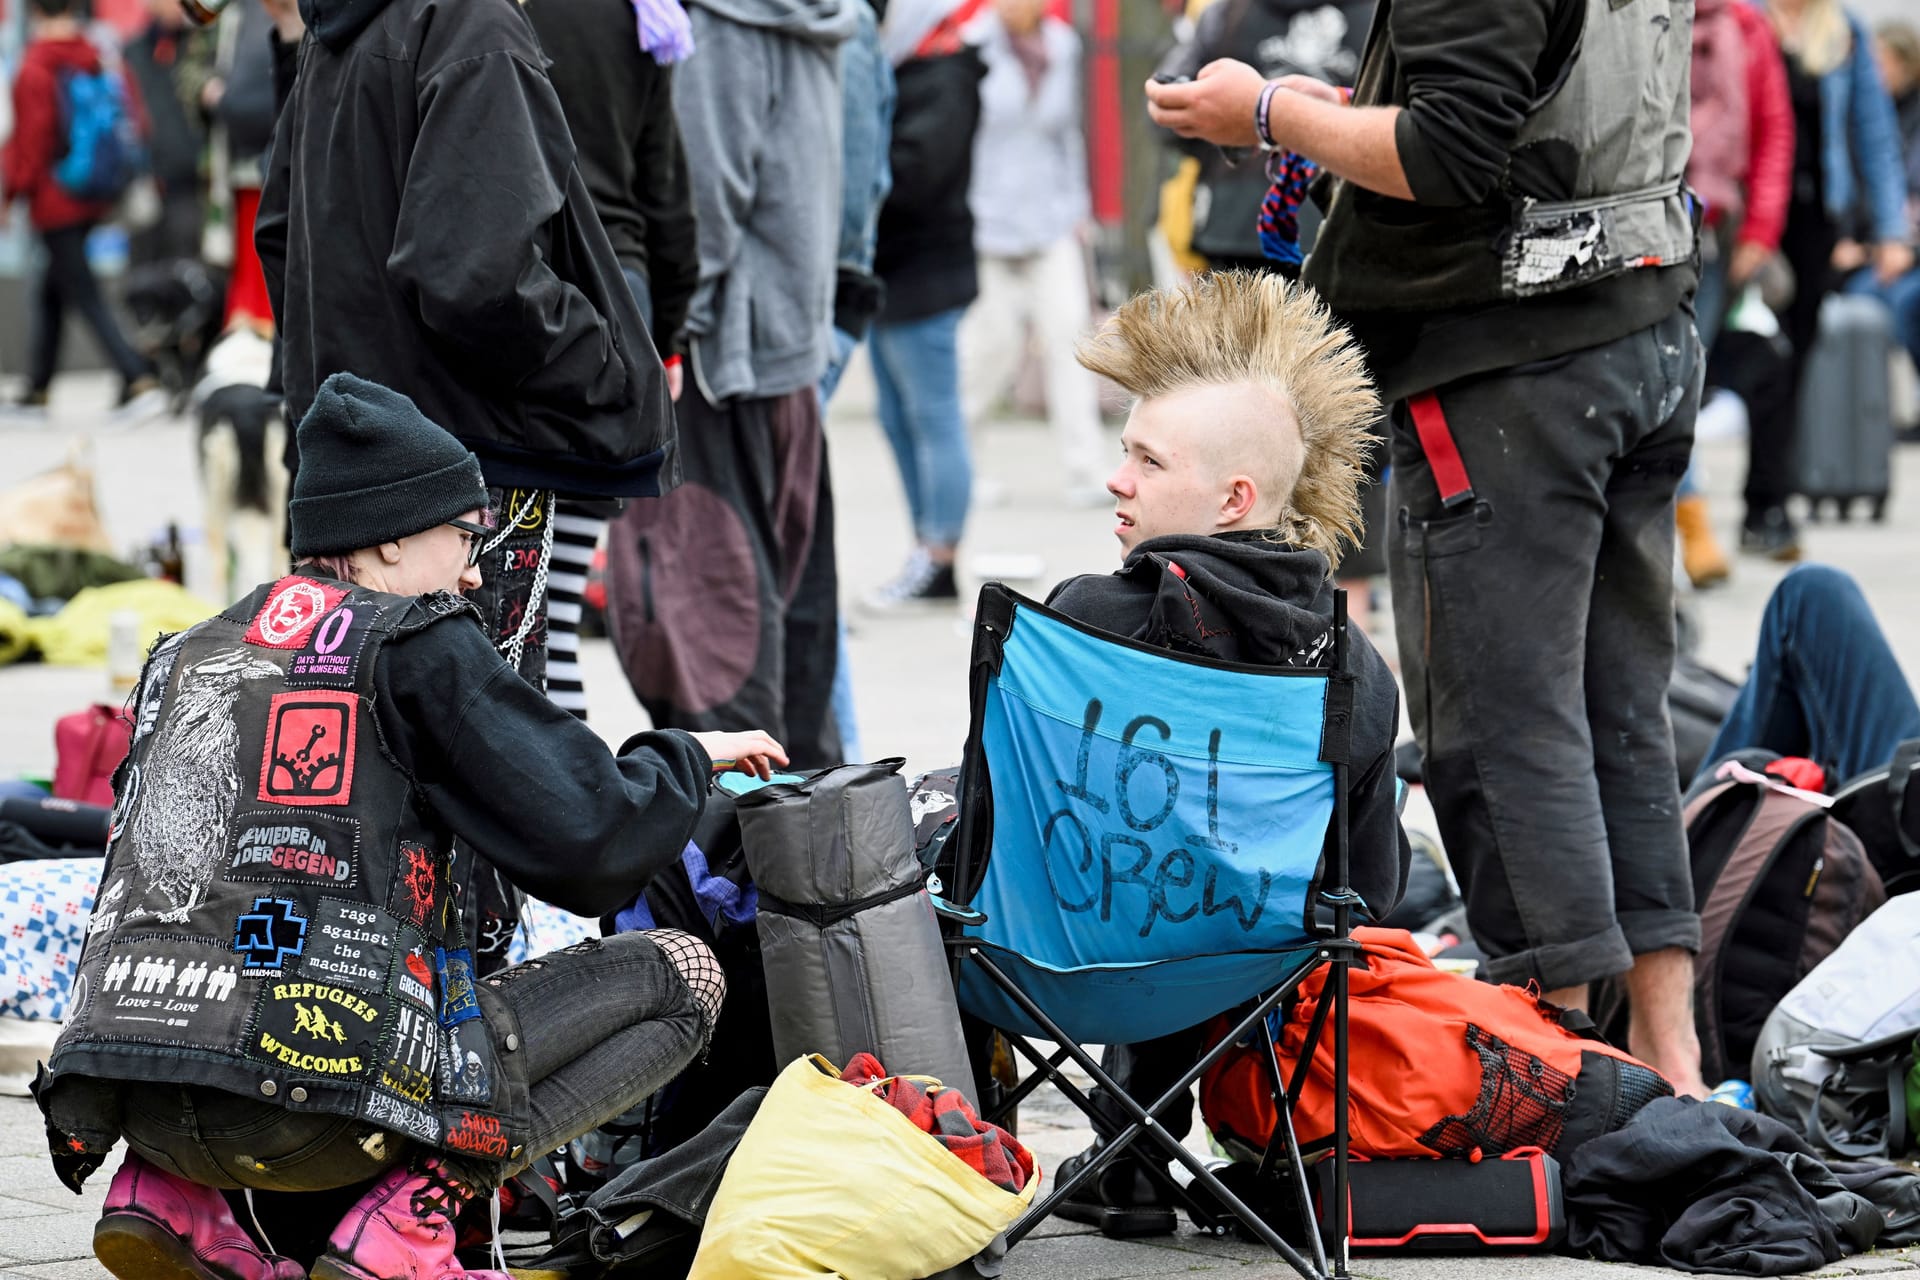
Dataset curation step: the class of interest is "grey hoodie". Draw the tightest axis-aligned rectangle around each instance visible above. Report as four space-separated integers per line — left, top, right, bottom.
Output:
674 0 857 402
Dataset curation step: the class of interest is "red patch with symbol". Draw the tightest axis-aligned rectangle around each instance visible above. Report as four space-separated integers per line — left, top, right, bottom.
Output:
258 691 357 807
245 577 349 650
393 843 437 927
405 950 433 987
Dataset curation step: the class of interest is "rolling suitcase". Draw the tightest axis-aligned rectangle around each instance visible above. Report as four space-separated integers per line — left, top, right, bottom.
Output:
1793 293 1895 521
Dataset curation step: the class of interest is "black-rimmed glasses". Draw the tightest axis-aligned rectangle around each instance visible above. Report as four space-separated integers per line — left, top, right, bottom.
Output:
446 518 491 568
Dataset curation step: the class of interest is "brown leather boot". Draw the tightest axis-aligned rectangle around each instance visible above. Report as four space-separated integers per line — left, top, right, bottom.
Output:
1676 494 1731 587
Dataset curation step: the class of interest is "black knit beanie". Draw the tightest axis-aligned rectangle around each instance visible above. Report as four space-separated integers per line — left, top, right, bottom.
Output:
289 373 490 558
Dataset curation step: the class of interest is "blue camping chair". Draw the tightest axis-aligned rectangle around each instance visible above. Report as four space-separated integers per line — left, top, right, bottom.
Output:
937 583 1358 1280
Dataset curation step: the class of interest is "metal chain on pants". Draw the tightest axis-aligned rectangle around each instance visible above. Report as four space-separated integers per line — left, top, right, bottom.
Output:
484 489 555 674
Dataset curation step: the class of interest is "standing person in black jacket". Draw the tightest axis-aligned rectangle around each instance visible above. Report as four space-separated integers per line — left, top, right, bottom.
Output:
524 0 700 723
255 0 676 700
1149 0 1709 1095
256 0 678 972
861 0 986 613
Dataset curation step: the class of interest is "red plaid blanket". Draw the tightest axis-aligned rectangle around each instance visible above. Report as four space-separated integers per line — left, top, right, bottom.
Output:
839 1053 1035 1195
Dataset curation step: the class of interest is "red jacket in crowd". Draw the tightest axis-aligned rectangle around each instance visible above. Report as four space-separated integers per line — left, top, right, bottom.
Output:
1689 0 1793 254
1731 0 1793 254
3 34 124 232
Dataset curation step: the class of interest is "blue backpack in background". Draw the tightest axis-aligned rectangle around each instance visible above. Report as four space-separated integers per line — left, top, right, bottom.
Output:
53 63 144 202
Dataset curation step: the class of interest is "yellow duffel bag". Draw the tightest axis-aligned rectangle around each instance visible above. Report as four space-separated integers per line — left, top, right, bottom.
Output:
689 1054 1038 1280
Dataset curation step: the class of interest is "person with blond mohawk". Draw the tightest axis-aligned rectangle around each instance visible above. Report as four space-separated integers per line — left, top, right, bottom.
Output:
1040 269 1410 1237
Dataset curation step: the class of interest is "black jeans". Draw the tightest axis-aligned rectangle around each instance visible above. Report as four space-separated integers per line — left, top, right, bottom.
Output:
114 933 705 1193
1387 309 1704 991
30 224 150 391
1739 202 1835 513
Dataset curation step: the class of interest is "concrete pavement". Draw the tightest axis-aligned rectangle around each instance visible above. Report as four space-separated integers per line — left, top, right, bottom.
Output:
2 369 1919 1278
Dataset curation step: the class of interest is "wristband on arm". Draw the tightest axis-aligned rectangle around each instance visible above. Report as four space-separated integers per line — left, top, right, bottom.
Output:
1255 80 1282 151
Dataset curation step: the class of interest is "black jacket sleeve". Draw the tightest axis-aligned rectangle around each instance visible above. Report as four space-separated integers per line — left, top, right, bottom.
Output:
377 616 710 916
1388 0 1557 207
386 48 631 414
635 68 699 359
887 52 985 220
1150 2 1228 160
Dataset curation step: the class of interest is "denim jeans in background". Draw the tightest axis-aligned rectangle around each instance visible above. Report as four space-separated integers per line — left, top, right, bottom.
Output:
1701 564 1920 786
819 326 865 761
870 306 973 548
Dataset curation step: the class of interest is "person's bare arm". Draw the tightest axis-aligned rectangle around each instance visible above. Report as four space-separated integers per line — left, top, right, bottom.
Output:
1145 61 1413 201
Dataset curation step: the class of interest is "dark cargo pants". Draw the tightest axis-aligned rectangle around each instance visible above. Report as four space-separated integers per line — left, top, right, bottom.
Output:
1387 308 1704 990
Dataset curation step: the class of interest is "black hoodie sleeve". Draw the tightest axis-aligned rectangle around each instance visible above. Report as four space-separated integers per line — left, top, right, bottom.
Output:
386 48 631 415
635 69 698 359
376 616 709 916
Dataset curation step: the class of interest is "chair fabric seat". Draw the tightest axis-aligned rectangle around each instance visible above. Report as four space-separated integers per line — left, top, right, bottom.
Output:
956 596 1334 1041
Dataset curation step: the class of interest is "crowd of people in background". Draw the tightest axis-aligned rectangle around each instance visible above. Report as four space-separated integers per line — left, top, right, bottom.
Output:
4 0 1920 1270
3 0 1917 607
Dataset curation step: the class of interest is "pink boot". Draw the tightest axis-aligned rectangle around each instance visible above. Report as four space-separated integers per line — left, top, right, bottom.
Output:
312 1157 511 1280
92 1152 306 1280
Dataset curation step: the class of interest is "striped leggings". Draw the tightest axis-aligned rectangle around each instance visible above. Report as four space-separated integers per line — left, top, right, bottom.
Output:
546 502 604 720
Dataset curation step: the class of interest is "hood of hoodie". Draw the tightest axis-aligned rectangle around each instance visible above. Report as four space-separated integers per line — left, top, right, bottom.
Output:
25 34 104 76
299 0 400 52
1116 530 1337 668
687 0 857 43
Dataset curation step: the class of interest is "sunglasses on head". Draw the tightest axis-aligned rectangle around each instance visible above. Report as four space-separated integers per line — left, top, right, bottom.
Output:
445 518 491 568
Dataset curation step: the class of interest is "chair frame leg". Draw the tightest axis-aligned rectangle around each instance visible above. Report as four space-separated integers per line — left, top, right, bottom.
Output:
969 947 1338 1280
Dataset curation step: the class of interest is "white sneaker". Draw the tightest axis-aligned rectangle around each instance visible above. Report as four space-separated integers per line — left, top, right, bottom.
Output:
861 548 960 614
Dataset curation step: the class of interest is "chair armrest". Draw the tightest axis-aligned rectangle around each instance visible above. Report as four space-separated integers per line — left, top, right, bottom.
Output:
929 894 988 928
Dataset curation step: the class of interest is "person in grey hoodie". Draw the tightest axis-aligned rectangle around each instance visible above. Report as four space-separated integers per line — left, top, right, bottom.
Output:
608 0 856 769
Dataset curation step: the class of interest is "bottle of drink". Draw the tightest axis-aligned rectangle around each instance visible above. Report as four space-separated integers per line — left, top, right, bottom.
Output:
160 522 185 585
1706 1079 1755 1110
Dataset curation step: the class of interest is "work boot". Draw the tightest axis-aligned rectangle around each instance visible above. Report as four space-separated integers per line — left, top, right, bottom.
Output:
1739 505 1803 562
312 1157 511 1280
92 1152 306 1280
1675 494 1730 588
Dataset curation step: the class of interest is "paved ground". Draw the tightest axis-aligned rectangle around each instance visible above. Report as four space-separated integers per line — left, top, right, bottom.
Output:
2 368 1919 1278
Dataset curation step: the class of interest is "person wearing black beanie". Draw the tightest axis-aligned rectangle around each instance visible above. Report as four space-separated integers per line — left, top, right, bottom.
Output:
41 374 789 1280
288 372 491 561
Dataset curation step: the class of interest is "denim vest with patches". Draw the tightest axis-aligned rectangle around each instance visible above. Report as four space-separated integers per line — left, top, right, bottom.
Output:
47 576 523 1166
1308 0 1697 312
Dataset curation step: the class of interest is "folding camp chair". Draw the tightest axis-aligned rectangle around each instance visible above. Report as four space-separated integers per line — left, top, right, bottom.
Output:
935 583 1359 1280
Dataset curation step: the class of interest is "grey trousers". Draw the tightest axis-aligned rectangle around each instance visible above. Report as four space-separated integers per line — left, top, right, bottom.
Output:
1387 308 1705 990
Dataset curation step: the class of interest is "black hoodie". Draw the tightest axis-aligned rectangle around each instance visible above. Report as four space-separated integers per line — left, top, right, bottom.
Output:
1047 530 1409 920
256 0 676 498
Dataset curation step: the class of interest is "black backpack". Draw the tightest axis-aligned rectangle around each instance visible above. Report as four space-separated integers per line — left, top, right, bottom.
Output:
1829 739 1920 897
1684 763 1886 1083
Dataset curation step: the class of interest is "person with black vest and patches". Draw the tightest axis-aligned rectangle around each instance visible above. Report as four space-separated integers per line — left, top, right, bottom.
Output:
34 373 785 1280
1146 0 1709 1096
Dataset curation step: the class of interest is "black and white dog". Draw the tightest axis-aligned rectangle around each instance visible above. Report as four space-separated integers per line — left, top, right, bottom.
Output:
193 330 287 604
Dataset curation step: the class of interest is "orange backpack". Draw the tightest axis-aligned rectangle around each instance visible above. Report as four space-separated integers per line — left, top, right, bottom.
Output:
1199 929 1673 1160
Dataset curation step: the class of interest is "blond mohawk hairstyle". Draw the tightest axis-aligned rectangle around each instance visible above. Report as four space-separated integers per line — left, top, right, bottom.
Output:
1075 270 1380 569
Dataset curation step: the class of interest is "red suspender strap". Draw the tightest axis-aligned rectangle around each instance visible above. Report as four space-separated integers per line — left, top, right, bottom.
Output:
1407 391 1474 508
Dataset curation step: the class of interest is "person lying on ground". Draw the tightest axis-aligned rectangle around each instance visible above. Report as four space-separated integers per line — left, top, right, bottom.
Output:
1039 269 1411 1238
35 372 785 1280
1700 562 1920 787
